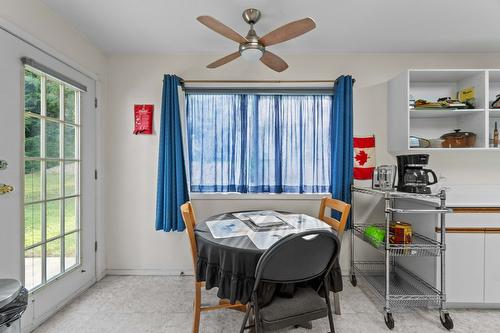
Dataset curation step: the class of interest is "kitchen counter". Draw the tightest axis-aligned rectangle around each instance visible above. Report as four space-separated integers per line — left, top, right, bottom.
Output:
442 185 500 208
355 185 500 208
395 185 500 208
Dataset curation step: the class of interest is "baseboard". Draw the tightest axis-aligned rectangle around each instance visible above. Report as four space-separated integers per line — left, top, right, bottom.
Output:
24 279 96 333
105 268 194 276
96 269 107 281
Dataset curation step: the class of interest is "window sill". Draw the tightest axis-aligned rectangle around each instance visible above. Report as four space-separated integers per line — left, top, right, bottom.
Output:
189 192 331 201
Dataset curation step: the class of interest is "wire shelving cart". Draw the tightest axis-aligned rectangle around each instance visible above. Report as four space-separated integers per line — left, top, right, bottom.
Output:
350 186 454 330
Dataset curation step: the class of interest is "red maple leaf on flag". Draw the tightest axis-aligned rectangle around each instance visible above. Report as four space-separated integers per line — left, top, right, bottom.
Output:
355 150 369 166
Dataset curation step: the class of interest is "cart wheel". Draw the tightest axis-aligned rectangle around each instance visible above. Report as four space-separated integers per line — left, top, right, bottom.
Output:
384 312 395 330
440 312 453 330
350 274 357 287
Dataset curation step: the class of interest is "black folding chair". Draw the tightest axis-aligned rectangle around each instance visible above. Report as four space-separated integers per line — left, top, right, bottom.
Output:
240 229 341 333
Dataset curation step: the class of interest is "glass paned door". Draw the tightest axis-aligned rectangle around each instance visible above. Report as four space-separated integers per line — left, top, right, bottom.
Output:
23 68 81 291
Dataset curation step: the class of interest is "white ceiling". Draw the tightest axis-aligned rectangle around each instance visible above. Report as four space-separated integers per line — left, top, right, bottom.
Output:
41 0 500 54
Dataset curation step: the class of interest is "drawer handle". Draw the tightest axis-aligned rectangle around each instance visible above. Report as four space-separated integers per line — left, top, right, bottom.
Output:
452 208 500 213
436 227 500 234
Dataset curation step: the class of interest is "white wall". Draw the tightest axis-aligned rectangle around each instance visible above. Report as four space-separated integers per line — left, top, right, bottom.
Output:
105 53 500 275
0 0 108 279
0 0 105 74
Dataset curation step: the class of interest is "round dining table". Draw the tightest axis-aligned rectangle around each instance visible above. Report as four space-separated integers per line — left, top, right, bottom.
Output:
194 211 343 305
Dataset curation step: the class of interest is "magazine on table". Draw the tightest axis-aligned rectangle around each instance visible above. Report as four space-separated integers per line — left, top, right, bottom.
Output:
232 210 285 228
206 219 251 239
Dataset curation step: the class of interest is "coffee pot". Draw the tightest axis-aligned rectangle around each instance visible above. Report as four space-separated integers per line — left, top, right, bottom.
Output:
396 154 437 194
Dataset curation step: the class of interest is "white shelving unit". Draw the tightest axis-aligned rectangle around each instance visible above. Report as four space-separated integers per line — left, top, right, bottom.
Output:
388 69 500 153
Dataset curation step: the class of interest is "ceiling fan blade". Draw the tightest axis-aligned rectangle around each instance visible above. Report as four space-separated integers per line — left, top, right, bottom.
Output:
259 18 316 46
207 52 241 68
260 51 288 72
197 16 248 44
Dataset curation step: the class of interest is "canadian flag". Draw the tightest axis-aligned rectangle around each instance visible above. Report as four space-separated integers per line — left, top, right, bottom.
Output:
353 136 376 180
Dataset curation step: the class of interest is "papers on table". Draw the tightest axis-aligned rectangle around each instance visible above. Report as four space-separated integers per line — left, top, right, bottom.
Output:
206 219 251 239
245 213 332 249
246 229 295 250
280 214 332 231
233 210 286 228
207 211 331 248
231 212 253 221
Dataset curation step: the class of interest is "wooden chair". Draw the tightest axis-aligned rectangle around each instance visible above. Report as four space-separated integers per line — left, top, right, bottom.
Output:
318 197 351 316
180 202 246 333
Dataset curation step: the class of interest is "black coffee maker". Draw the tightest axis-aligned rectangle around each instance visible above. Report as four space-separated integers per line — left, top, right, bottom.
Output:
396 154 438 194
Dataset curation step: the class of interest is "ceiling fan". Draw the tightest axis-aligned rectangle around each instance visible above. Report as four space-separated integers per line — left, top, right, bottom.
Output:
197 9 316 72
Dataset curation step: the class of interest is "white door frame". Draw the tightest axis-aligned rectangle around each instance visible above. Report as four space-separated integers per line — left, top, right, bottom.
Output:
0 23 99 332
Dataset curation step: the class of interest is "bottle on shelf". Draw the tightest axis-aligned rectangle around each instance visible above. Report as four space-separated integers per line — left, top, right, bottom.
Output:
494 121 499 148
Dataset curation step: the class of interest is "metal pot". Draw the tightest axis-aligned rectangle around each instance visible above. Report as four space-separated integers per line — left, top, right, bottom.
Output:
440 129 476 148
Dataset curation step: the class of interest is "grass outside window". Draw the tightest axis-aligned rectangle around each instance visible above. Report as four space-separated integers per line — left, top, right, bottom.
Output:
23 68 81 290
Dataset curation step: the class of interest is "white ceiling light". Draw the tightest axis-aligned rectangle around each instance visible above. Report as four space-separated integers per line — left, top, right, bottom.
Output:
240 48 263 61
239 44 264 62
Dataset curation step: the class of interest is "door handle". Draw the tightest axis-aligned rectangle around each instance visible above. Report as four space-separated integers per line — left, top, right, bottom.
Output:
0 184 14 194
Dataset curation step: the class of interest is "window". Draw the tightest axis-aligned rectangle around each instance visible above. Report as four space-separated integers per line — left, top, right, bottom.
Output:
186 93 333 193
24 68 80 291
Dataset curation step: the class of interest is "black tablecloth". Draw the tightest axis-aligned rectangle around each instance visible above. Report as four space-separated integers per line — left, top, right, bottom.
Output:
195 212 343 305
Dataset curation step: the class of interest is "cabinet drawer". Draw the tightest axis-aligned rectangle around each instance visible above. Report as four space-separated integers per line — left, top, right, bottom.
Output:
446 212 500 228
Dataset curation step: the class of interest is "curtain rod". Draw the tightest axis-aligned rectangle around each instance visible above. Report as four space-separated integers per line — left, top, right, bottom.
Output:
180 79 355 84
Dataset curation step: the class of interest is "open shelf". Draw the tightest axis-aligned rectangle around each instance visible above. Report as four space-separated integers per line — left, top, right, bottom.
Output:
353 224 443 256
388 69 500 152
353 262 442 308
351 186 449 327
410 111 485 148
488 111 500 148
352 186 444 200
409 70 486 110
489 70 500 110
410 109 484 119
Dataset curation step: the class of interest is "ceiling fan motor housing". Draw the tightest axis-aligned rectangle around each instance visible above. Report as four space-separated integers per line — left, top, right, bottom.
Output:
242 8 261 24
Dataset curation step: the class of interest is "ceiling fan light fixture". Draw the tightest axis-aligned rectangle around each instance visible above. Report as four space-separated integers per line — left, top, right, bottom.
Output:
240 48 263 62
239 43 264 62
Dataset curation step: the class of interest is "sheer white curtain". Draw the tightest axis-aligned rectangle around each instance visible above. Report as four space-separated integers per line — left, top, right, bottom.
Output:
186 93 332 193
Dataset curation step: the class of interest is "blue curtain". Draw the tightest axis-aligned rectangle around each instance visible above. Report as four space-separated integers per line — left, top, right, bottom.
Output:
155 75 189 232
330 75 354 228
186 94 332 193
